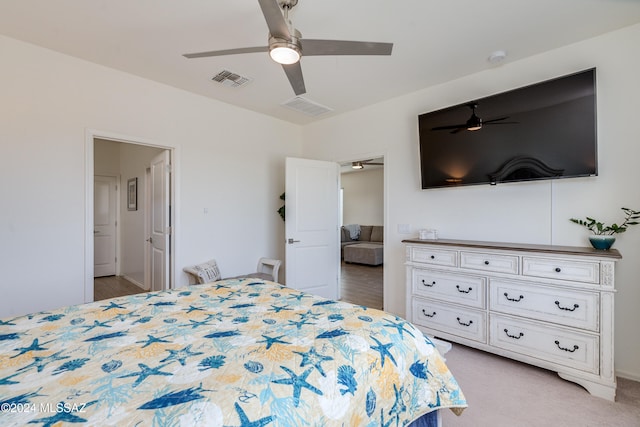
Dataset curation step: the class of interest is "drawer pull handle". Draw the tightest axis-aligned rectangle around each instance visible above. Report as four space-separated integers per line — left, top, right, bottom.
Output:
456 317 473 327
504 329 524 340
456 285 472 294
422 309 436 318
504 292 524 302
555 301 579 312
555 267 562 273
555 340 579 353
484 260 490 265
421 279 435 287
430 255 435 259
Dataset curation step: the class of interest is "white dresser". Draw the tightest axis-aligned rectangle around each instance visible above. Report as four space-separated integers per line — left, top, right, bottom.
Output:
404 239 621 400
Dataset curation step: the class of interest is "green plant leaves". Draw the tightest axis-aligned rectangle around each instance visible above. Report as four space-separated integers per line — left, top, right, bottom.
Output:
570 207 640 235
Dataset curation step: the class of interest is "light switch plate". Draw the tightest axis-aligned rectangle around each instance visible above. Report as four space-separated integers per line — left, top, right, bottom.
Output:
397 224 411 234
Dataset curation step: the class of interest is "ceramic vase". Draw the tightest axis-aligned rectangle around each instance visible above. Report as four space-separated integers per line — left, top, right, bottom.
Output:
589 235 616 250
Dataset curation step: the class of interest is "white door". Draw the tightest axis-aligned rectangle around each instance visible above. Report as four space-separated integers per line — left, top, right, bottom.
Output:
148 150 171 291
285 157 340 299
94 175 117 277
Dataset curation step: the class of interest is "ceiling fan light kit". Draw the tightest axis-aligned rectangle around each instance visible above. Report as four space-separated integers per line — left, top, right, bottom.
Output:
269 35 301 64
466 113 482 131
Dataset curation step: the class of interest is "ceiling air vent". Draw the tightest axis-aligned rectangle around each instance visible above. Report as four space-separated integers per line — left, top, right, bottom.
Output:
211 70 251 88
281 96 333 117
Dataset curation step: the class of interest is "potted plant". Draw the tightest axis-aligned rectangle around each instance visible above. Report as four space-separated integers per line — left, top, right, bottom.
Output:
570 207 640 250
277 192 285 221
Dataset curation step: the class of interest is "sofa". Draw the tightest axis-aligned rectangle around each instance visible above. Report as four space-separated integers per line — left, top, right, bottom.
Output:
341 225 383 265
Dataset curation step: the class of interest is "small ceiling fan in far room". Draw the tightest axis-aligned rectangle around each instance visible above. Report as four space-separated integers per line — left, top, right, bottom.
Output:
431 102 518 134
351 159 384 170
182 0 393 96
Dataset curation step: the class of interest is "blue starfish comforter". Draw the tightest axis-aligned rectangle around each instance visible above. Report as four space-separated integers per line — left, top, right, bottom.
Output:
0 279 466 426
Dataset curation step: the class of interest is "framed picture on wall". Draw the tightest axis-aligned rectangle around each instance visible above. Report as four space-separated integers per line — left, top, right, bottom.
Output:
127 177 137 211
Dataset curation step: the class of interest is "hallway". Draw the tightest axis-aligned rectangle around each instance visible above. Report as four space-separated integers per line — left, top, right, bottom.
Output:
94 276 147 301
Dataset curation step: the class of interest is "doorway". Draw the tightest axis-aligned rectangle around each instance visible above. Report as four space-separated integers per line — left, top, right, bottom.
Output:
339 156 384 310
86 131 175 303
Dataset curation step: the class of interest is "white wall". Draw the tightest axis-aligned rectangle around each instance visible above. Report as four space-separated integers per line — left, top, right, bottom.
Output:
341 168 384 225
0 35 301 317
301 24 640 380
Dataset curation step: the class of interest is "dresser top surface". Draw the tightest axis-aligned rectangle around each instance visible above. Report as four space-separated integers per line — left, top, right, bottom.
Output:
402 238 622 260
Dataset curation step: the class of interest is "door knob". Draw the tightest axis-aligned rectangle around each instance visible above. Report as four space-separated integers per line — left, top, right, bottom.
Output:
146 237 153 244
287 238 300 244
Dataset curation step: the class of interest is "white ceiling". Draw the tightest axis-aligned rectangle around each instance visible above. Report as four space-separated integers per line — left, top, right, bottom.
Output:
2 1 640 125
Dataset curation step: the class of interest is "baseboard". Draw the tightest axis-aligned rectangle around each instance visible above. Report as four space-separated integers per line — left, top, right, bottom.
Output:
122 275 147 291
615 369 640 382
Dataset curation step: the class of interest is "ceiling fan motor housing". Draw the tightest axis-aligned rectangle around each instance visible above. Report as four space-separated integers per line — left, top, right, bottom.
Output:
466 113 482 130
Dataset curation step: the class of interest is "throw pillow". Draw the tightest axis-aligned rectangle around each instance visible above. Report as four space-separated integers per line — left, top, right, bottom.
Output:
184 259 221 284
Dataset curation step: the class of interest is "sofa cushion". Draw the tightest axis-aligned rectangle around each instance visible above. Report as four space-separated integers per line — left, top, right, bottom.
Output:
370 226 383 243
359 225 373 241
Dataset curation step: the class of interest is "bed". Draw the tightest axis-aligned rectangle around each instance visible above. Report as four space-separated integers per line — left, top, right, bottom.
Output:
0 279 466 426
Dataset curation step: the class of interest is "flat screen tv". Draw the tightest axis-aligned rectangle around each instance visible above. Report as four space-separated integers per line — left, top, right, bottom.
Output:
418 68 597 189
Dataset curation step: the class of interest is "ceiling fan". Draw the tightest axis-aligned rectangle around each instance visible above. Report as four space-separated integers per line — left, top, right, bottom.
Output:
431 102 517 134
352 159 384 169
183 0 393 96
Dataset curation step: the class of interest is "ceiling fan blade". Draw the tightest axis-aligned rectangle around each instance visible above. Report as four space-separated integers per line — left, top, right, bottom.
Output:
183 46 268 59
482 116 509 124
258 0 291 39
431 124 466 131
301 39 393 56
282 62 306 95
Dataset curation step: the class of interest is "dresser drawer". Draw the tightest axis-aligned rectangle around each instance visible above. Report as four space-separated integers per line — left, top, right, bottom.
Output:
413 298 487 343
489 280 599 331
409 246 457 267
460 251 519 274
413 269 486 309
490 314 599 374
522 257 599 284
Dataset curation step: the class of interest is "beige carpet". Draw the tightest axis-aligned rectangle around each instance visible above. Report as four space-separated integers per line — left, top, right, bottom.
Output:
439 343 640 426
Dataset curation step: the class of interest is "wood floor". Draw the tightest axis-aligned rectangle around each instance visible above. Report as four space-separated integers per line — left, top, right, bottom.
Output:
340 261 383 309
95 263 383 308
94 276 147 301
